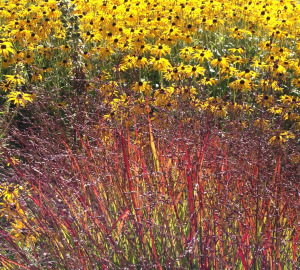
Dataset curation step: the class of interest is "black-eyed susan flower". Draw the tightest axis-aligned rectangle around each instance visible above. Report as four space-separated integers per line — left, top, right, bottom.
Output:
0 184 24 203
220 66 238 79
10 219 38 248
229 55 248 65
31 72 43 83
0 40 15 58
256 94 274 108
291 78 300 87
179 47 194 61
0 200 24 221
60 44 71 53
0 81 12 92
23 51 35 65
229 78 253 92
97 47 114 58
237 69 258 80
151 44 171 57
150 56 171 71
254 118 270 131
132 81 151 95
211 57 229 69
269 131 295 146
213 104 227 118
5 74 25 86
229 27 251 39
186 65 205 78
251 59 268 70
268 105 283 116
2 58 14 68
199 77 218 86
120 55 136 71
7 91 33 108
228 47 245 55
193 49 213 63
134 55 148 69
153 87 174 106
272 63 286 76
131 98 147 115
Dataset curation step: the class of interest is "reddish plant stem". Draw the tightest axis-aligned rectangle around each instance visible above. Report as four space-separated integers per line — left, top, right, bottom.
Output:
184 146 197 268
119 128 162 270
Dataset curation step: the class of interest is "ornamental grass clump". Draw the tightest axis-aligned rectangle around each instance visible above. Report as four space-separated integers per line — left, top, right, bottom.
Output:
1 89 299 269
0 0 299 269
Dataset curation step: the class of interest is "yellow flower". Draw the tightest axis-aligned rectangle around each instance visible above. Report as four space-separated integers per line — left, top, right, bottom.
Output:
58 58 71 68
211 57 229 69
193 49 213 63
212 104 227 118
132 81 151 95
280 95 299 109
268 105 283 116
153 87 174 106
228 47 245 55
120 55 136 71
179 47 194 61
134 55 148 69
131 98 147 115
0 41 15 58
31 72 43 83
186 65 206 78
291 78 300 87
229 27 251 39
0 201 25 221
272 63 286 76
229 78 253 92
7 91 33 108
10 219 38 248
290 153 300 164
237 69 257 80
23 51 35 65
176 63 190 79
5 75 25 86
150 56 171 71
251 60 268 71
256 95 274 108
0 184 23 203
254 119 269 131
97 47 114 58
199 77 218 86
7 156 20 167
60 44 71 53
151 44 171 57
269 131 295 146
0 81 12 92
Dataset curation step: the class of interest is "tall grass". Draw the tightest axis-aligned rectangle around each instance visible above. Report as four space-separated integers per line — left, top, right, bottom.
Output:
0 90 298 269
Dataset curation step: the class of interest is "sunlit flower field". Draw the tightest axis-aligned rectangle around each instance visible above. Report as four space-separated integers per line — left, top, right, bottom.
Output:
0 0 299 269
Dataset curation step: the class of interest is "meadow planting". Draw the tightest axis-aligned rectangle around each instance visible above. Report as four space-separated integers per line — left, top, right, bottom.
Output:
0 0 299 268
